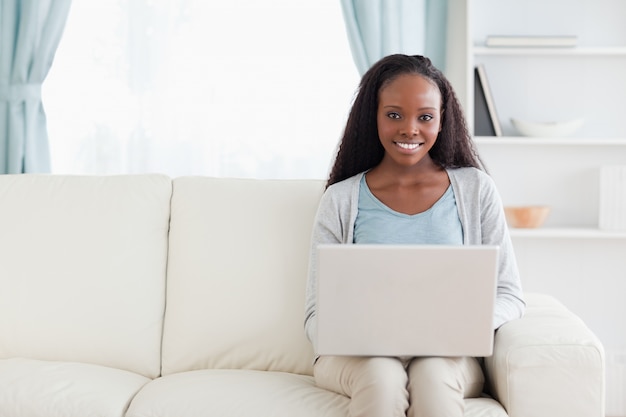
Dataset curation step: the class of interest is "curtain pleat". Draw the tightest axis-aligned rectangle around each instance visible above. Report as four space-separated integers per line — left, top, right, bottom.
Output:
0 0 72 174
340 0 448 75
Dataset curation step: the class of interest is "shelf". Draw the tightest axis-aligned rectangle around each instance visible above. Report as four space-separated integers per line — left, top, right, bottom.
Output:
509 227 626 239
474 137 626 146
473 46 626 56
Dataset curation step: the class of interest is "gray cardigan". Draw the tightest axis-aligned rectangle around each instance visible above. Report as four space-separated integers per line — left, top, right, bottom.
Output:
304 167 525 352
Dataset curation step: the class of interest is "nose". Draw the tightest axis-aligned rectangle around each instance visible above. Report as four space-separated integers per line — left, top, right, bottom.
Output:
400 118 419 137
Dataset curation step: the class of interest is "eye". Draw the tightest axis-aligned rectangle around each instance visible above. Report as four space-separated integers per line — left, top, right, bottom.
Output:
419 114 434 122
386 112 401 120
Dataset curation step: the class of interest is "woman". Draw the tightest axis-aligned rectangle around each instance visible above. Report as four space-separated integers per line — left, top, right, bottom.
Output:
304 54 525 417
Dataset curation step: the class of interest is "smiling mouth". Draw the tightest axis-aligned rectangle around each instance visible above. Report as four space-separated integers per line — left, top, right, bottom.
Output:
394 141 423 150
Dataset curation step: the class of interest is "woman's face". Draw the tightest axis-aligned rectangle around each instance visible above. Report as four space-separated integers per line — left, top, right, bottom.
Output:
376 73 442 169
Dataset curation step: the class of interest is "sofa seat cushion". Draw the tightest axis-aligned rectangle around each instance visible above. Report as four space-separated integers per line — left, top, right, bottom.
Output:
126 369 349 417
126 369 507 417
0 358 150 417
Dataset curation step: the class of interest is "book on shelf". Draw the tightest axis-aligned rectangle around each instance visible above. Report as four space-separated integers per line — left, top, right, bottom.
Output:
474 64 502 137
485 35 578 48
599 165 626 231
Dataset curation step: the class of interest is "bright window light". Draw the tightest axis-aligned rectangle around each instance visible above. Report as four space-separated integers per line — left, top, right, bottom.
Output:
44 0 360 179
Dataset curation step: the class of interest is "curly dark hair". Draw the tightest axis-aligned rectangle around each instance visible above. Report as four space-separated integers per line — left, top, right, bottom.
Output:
327 54 484 188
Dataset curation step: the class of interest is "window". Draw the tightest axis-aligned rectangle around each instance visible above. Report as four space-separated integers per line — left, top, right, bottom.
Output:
44 0 360 179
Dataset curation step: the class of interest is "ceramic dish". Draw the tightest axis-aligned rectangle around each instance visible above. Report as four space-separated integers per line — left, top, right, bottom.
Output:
504 206 551 228
510 117 584 137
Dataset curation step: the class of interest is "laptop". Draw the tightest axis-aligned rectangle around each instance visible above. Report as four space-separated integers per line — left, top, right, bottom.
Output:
316 244 498 357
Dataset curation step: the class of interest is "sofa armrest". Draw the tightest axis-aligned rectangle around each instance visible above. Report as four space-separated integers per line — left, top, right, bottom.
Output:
485 293 605 417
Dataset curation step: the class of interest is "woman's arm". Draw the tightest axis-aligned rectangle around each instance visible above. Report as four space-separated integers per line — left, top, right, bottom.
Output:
304 176 360 350
479 174 526 329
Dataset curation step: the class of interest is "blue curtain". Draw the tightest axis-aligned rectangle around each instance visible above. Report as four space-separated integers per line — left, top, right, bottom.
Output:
340 0 448 75
0 0 72 174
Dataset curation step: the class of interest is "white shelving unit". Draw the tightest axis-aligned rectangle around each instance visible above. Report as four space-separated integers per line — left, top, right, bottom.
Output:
475 137 626 146
446 1 626 415
473 46 626 56
453 0 626 232
509 227 626 239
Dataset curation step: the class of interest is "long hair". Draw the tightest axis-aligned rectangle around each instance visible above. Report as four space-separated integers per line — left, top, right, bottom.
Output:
326 54 483 188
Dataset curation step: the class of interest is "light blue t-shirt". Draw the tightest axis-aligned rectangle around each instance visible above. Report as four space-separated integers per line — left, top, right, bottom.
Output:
354 175 463 244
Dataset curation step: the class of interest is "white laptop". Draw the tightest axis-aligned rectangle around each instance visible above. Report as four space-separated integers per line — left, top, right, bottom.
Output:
316 244 498 357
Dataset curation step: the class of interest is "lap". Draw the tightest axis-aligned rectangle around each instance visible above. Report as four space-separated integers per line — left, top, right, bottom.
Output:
314 356 407 397
314 356 410 417
407 356 484 398
314 355 484 399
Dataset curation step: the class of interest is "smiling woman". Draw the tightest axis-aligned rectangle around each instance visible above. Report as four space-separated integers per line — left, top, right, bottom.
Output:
43 0 359 178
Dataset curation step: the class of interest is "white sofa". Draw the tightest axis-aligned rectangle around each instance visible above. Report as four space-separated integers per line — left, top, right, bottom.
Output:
0 174 605 417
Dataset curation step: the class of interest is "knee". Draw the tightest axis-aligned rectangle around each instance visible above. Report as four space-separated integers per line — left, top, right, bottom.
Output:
408 356 484 397
352 357 409 416
356 357 408 388
407 357 478 417
408 357 461 392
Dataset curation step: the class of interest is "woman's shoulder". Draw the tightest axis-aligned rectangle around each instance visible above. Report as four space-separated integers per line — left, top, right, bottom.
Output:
447 167 499 199
315 172 364 231
325 172 365 195
447 166 493 185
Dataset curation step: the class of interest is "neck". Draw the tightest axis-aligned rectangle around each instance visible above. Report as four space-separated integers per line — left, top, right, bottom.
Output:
371 155 443 185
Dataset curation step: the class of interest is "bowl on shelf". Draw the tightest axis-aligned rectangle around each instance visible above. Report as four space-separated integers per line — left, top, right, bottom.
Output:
510 117 584 138
504 206 551 228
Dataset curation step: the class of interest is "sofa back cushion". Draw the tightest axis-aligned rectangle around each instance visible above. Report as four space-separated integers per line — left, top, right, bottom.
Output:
0 174 171 378
162 177 323 376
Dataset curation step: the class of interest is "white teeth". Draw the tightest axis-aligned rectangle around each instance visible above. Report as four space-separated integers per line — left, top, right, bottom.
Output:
396 142 420 150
